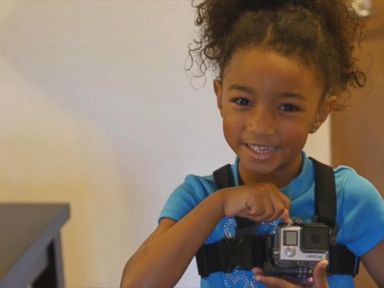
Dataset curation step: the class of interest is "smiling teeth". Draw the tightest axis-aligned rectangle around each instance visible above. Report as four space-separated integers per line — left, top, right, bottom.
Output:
248 144 276 154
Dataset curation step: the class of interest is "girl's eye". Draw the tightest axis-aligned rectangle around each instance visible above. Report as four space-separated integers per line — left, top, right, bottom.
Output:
280 103 300 112
233 98 251 106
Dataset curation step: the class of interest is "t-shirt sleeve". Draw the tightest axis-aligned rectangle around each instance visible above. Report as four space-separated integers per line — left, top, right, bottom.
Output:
159 175 214 223
336 167 384 257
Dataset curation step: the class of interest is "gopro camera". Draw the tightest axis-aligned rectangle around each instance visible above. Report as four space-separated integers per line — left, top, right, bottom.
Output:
263 223 330 286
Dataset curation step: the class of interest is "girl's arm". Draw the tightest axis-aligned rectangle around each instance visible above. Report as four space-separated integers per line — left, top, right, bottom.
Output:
120 183 291 288
120 192 225 288
361 240 384 287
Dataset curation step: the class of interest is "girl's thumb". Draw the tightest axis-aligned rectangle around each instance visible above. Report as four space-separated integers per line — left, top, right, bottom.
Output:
313 260 329 288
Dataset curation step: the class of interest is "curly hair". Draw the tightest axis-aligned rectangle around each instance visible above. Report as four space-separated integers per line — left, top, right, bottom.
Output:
186 0 366 94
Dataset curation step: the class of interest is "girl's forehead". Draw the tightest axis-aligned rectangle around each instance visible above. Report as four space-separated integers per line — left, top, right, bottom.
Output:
224 47 313 75
222 47 324 89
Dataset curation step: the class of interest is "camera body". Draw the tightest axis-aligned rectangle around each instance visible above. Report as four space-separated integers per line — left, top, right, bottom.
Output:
274 223 329 265
264 223 330 286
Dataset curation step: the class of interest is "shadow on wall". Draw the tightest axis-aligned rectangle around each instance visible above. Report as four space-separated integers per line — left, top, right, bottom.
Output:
0 10 131 287
0 1 216 287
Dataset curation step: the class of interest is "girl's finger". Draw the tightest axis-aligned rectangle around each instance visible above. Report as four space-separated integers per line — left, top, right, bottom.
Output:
279 208 293 225
277 191 291 210
313 260 329 288
251 266 263 274
255 274 300 288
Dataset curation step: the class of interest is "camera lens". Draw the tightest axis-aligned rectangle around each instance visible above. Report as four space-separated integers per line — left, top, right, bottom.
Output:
310 234 321 245
301 224 329 252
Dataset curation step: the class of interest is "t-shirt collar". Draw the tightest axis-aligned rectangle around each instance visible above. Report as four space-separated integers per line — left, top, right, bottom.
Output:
232 152 314 200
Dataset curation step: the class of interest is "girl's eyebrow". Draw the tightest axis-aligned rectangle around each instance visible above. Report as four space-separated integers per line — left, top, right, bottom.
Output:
229 84 306 100
280 92 306 100
228 84 255 95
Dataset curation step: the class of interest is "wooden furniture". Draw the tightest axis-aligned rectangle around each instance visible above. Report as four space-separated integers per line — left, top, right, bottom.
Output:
0 203 70 288
331 1 384 287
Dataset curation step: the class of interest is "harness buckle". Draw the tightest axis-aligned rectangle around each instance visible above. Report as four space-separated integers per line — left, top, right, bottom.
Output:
224 236 254 272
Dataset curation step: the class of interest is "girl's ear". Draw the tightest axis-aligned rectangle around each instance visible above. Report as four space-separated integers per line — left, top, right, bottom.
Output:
311 95 338 133
213 79 223 110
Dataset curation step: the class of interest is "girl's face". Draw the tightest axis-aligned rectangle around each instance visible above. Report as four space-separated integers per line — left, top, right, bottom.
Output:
214 48 335 187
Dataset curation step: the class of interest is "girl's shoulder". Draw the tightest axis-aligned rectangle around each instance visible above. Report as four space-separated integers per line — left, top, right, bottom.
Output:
158 173 217 223
333 165 384 256
333 164 380 198
177 173 217 196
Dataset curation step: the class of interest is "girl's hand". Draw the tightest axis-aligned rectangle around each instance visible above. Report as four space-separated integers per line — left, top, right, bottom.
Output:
218 183 292 224
252 260 329 288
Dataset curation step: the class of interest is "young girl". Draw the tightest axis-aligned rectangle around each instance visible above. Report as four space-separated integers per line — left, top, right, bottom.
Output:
121 0 384 287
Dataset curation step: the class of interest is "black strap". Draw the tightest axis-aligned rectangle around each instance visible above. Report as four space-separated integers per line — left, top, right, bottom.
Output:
213 164 234 189
196 237 359 277
329 244 360 275
196 159 360 277
310 157 337 228
196 235 272 277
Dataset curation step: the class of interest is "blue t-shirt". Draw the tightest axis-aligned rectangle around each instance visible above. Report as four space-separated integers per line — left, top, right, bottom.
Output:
159 154 384 288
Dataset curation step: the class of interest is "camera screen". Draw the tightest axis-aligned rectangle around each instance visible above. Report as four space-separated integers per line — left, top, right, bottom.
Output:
284 231 298 246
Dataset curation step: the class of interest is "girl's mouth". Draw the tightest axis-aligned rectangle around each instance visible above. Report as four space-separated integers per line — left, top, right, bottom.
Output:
246 144 277 154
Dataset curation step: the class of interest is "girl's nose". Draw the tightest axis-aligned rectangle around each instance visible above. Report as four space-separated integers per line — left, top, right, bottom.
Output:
246 107 276 136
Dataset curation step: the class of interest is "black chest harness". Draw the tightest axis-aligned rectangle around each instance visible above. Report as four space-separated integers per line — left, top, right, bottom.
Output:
195 158 360 278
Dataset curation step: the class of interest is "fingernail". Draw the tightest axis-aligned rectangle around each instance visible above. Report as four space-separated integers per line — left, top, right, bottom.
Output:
284 216 293 225
255 275 261 281
252 268 261 274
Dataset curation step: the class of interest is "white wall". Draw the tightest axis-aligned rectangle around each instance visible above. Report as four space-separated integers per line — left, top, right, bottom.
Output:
0 1 330 287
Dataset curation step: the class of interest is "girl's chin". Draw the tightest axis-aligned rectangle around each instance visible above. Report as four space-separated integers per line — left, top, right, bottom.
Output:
240 158 278 176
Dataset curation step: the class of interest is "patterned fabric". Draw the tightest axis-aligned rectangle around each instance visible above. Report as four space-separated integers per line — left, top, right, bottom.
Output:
222 217 281 288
